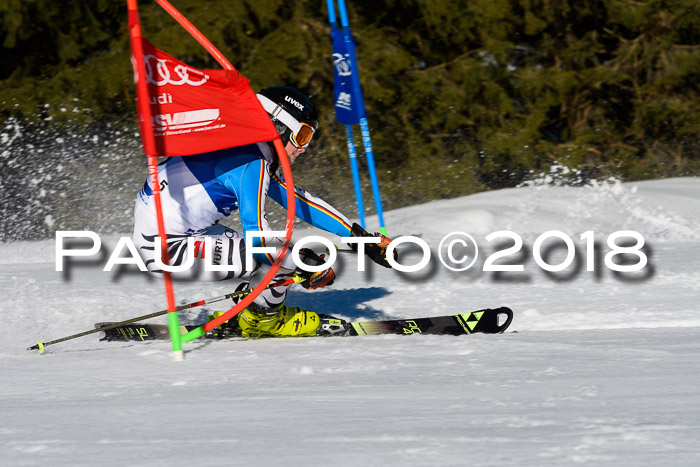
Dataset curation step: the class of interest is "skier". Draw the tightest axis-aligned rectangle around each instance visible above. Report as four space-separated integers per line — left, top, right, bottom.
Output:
132 86 395 338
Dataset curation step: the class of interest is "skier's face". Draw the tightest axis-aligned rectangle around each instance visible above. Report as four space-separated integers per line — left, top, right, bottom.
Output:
285 141 306 165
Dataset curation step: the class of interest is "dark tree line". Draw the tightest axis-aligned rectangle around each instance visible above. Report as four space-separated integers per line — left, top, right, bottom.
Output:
1 0 699 239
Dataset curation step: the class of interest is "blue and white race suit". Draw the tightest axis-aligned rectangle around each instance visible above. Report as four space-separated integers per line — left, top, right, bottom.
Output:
133 142 352 308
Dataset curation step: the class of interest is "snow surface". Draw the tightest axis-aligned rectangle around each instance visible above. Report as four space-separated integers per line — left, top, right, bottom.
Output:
2 177 700 466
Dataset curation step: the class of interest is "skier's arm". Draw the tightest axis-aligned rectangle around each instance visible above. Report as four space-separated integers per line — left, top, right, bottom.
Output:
267 170 353 237
268 170 397 268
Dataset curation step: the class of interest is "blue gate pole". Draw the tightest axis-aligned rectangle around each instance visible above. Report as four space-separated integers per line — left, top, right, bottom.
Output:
337 0 387 235
327 0 366 227
345 124 366 228
359 117 387 235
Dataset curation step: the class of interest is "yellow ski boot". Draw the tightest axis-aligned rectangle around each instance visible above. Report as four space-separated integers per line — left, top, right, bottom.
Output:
237 304 321 338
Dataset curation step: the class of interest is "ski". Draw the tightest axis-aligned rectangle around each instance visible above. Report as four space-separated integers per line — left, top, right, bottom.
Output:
95 307 513 342
347 307 513 336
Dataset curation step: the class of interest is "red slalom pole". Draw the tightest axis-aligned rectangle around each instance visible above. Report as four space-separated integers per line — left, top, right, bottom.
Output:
127 0 181 358
126 0 297 355
154 0 234 71
150 2 297 345
194 139 296 336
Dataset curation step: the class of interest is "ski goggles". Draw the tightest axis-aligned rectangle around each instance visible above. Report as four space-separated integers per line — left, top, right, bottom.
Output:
257 94 317 149
289 122 316 149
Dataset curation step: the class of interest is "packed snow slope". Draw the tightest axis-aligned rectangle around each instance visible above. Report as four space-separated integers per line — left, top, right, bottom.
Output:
1 177 699 466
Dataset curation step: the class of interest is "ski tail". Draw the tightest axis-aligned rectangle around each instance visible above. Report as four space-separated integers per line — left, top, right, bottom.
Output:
94 322 193 342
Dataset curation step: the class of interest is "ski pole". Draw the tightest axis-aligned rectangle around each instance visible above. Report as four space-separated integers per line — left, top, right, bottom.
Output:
27 277 298 353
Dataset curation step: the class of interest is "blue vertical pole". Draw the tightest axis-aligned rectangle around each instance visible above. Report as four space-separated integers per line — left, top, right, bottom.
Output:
336 0 388 235
326 0 337 23
336 0 350 26
344 125 366 228
359 117 386 235
327 0 366 227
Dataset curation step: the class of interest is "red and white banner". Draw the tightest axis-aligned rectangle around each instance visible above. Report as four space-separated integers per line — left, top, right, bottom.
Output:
131 39 278 157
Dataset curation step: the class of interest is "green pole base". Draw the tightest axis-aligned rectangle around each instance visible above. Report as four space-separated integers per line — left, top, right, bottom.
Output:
168 312 182 352
181 326 205 343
